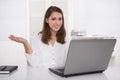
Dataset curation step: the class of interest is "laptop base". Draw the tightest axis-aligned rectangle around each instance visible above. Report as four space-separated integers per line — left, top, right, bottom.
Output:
49 68 105 77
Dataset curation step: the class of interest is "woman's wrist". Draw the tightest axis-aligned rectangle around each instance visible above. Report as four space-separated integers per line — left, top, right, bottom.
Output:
22 39 28 45
22 40 33 54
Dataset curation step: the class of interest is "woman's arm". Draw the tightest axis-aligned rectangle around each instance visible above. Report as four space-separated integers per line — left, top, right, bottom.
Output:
9 35 41 67
8 35 32 54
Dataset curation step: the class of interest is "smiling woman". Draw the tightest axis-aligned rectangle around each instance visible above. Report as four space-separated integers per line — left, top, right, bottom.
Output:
9 6 70 68
46 12 62 33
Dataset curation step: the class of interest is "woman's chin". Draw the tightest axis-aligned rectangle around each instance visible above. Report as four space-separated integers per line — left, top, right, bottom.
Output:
54 29 60 32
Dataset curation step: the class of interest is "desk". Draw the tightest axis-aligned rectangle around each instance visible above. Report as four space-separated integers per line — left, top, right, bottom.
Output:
0 41 27 80
0 65 27 80
27 66 120 80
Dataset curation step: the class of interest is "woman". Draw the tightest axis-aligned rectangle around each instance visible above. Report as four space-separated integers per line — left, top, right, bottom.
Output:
9 6 70 68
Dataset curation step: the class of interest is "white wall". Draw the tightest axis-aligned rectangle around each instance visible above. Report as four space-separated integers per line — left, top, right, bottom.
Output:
74 0 120 37
0 0 29 41
29 0 46 37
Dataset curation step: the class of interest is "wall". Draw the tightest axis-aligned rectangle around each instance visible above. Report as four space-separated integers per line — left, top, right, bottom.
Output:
74 0 120 37
29 0 46 37
0 0 29 41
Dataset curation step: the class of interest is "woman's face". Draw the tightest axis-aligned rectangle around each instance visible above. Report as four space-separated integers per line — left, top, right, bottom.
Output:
46 12 63 33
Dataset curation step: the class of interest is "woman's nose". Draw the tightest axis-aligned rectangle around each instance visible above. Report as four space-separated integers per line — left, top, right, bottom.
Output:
55 20 60 25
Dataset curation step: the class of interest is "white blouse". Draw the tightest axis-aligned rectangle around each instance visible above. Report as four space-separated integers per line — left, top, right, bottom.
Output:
25 34 70 68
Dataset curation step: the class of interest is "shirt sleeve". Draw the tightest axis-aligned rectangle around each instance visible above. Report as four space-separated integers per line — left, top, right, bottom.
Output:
25 34 42 67
25 51 41 67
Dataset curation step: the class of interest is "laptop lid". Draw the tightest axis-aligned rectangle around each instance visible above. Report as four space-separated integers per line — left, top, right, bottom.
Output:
64 38 116 75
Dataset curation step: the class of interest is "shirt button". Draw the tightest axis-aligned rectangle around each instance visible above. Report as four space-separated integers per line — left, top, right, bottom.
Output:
52 58 55 60
52 53 54 55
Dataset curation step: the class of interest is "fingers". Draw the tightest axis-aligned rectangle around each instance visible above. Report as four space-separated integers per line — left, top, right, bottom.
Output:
8 35 27 44
8 35 13 40
8 35 20 42
8 35 16 40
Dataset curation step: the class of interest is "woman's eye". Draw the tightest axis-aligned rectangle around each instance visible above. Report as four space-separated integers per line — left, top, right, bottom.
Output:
59 18 62 21
51 17 62 21
51 18 56 20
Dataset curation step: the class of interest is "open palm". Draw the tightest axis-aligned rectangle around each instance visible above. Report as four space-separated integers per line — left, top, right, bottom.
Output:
9 35 27 44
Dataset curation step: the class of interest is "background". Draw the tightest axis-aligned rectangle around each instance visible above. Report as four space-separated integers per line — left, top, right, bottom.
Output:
0 0 120 66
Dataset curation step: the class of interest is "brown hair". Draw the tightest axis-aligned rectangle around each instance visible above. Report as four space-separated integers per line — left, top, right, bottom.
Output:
39 6 66 44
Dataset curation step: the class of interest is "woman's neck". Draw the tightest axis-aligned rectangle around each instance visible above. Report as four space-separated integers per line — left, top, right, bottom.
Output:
49 36 56 47
50 29 57 36
49 30 57 46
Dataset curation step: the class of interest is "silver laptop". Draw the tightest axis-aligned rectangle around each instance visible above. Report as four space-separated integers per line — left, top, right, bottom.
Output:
49 37 116 77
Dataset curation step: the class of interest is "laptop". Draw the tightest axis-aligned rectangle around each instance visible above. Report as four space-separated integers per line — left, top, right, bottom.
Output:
49 37 116 77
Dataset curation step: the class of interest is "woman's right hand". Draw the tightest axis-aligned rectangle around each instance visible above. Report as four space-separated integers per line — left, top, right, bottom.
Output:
8 35 27 44
9 35 33 54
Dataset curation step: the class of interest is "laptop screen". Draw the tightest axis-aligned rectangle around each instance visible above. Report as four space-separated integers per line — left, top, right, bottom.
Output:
64 38 116 75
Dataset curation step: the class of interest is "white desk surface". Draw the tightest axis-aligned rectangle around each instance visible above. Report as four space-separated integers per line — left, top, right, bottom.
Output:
27 66 120 80
0 61 120 80
0 65 27 80
0 41 27 80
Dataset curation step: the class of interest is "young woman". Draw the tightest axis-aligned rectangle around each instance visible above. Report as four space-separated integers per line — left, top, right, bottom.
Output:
9 6 70 68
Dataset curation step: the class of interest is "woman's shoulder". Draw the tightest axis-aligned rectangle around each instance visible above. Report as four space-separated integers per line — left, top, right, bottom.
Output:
30 33 42 43
31 33 42 39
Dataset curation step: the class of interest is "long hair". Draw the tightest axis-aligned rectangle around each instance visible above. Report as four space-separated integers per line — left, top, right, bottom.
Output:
39 6 66 44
